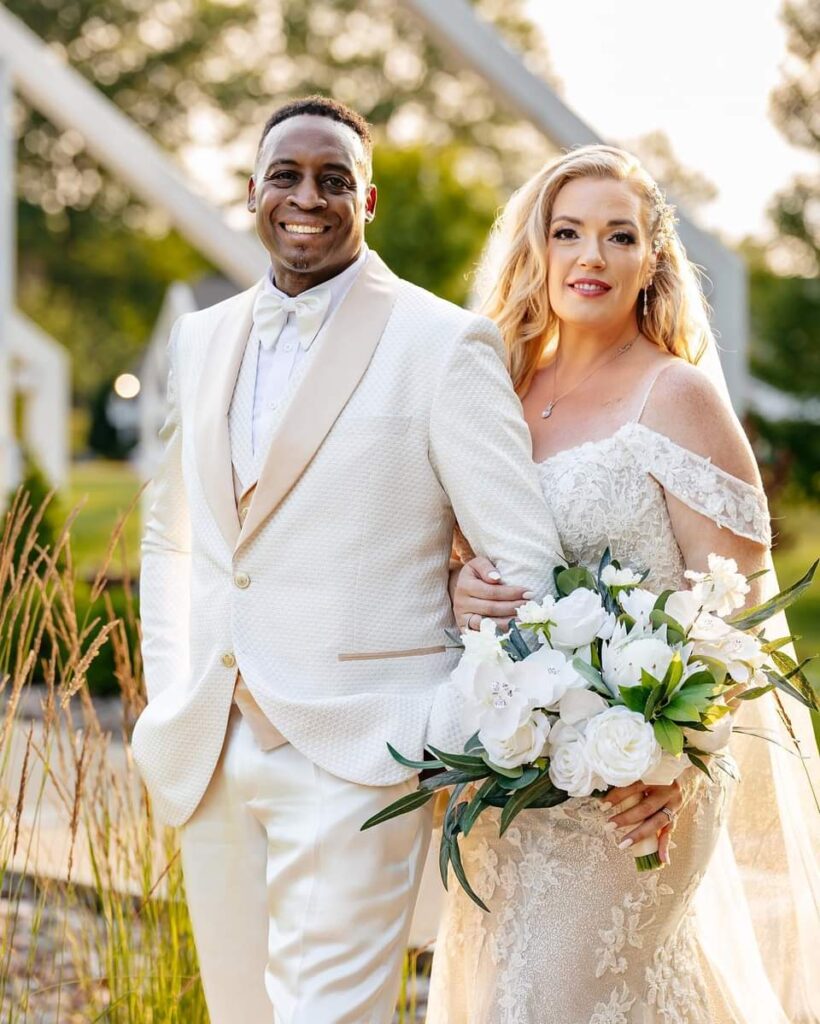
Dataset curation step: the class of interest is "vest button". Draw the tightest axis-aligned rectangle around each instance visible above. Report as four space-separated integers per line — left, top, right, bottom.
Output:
234 571 251 589
221 652 236 669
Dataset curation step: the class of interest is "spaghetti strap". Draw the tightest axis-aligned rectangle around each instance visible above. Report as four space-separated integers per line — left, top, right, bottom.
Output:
633 359 678 424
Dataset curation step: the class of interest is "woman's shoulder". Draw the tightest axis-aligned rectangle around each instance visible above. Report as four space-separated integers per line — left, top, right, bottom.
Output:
638 357 761 488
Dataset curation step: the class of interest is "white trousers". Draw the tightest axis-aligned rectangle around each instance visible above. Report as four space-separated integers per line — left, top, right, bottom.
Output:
179 708 431 1024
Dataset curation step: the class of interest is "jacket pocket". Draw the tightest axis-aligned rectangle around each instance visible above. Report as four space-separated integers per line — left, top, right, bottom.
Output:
337 645 446 662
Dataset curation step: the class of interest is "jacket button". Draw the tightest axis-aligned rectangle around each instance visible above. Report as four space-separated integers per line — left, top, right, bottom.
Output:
221 652 236 668
239 505 249 522
234 571 251 589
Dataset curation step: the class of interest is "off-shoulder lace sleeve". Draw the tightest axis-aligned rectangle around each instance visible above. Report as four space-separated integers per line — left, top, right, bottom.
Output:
623 422 772 546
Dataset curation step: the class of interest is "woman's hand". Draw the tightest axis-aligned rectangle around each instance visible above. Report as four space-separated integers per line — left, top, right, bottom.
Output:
601 778 688 865
452 556 532 631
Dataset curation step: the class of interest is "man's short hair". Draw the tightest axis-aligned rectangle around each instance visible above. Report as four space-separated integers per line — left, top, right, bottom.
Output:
256 95 373 176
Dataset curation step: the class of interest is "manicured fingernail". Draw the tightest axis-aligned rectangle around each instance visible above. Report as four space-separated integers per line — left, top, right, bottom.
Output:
617 838 634 850
603 821 618 833
600 801 612 810
522 591 534 599
488 571 501 581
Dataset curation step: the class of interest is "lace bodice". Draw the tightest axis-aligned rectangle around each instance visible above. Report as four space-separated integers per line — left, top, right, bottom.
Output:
537 421 771 589
427 420 772 1024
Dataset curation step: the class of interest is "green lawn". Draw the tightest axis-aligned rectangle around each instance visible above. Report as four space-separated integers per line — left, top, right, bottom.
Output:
66 459 143 578
771 501 820 689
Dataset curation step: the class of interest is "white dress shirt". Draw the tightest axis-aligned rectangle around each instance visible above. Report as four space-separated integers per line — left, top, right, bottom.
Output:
252 245 369 456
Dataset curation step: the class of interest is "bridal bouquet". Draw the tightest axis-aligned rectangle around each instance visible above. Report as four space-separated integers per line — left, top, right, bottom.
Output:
361 550 818 910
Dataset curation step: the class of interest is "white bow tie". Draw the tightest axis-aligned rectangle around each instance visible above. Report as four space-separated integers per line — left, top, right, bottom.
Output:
253 285 332 352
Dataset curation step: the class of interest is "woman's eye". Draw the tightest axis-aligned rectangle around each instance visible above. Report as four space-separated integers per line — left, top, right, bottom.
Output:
611 231 636 245
552 227 577 240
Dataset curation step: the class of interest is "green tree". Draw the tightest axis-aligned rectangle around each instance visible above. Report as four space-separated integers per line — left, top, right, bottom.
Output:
11 0 556 398
367 144 501 305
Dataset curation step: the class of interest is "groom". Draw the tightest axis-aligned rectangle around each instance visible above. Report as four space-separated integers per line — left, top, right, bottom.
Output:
133 95 561 1023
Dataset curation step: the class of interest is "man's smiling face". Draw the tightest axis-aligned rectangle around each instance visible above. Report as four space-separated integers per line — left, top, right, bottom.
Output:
248 114 377 296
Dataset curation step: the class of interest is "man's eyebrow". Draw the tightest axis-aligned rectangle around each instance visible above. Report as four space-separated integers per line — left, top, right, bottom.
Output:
263 157 355 175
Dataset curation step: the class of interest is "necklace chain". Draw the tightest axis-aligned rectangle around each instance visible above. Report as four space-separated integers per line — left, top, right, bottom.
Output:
542 331 641 420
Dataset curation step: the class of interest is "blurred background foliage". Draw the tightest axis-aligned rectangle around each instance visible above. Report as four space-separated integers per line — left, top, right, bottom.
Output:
5 0 819 690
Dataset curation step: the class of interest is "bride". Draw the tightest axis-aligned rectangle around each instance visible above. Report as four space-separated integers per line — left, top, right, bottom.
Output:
425 146 818 1023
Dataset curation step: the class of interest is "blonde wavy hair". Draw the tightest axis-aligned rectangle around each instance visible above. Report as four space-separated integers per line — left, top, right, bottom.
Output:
477 145 712 395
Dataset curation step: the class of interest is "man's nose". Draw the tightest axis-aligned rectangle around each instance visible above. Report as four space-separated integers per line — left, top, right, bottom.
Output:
288 177 326 209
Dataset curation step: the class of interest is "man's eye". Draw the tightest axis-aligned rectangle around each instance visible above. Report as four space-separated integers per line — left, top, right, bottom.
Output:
267 171 295 182
325 176 349 188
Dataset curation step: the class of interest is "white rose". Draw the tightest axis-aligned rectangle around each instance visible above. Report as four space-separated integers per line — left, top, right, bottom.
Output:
548 720 604 797
558 686 609 726
460 617 506 665
683 708 734 753
583 705 662 787
601 629 675 691
618 588 658 632
549 588 612 650
641 751 689 786
480 710 551 770
600 564 642 588
684 554 750 617
517 595 556 626
522 645 587 710
664 590 703 633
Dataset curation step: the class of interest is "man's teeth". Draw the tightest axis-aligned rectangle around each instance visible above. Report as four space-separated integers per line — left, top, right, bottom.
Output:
283 224 324 234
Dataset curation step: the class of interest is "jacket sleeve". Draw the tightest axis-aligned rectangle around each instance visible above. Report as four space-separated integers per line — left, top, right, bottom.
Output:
428 314 564 598
139 318 192 702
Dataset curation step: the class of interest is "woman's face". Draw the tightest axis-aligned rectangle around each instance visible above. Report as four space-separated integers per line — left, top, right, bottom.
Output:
546 176 654 332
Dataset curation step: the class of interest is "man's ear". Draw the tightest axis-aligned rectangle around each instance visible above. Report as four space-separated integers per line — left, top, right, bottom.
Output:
247 175 257 213
364 184 377 224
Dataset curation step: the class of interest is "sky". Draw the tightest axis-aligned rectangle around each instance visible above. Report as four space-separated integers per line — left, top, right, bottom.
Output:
523 0 813 243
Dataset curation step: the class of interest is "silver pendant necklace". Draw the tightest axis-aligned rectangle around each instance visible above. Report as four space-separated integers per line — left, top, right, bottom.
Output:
542 331 641 420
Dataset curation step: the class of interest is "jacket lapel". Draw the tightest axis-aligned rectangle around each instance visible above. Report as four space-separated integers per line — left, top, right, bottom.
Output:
194 281 263 552
236 252 399 552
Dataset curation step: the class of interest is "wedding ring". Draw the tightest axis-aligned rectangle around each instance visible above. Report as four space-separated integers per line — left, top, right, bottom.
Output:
659 806 676 825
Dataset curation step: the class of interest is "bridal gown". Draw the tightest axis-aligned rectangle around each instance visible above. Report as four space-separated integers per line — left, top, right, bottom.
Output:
426 419 772 1024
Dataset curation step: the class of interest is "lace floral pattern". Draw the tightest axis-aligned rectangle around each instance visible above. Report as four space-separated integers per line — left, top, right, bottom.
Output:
427 424 765 1024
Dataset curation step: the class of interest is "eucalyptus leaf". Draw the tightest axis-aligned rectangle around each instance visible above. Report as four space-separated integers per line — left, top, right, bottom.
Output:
427 746 491 772
461 778 498 836
556 566 597 596
572 656 609 694
464 732 484 754
386 743 444 772
499 772 557 835
439 834 451 890
419 768 486 792
482 754 524 779
360 788 433 830
497 766 541 791
507 622 532 661
727 559 817 630
448 830 490 912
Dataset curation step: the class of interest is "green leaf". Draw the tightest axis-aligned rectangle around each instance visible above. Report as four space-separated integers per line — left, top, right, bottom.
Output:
419 768 486 792
663 698 702 723
745 568 771 582
448 832 489 912
733 725 806 757
499 771 557 835
701 703 732 725
482 753 523 778
464 732 484 753
644 680 666 721
652 590 674 613
497 766 540 791
556 566 597 596
711 754 740 781
662 653 685 696
735 683 776 701
619 684 650 713
728 559 818 630
571 656 610 694
654 718 684 756
438 834 451 890
761 634 801 654
770 651 819 709
691 656 728 686
687 752 713 779
444 628 465 648
763 667 819 711
427 746 491 772
360 788 433 830
596 547 613 588
649 610 685 644
386 743 444 772
506 622 532 661
461 778 498 836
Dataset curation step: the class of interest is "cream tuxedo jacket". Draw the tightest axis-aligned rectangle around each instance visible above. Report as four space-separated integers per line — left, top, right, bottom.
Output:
132 252 563 826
